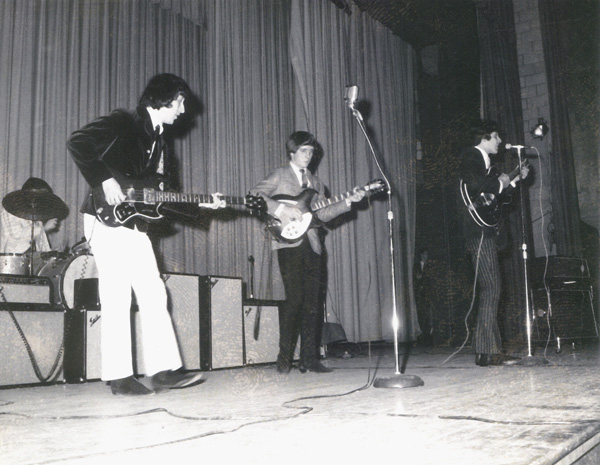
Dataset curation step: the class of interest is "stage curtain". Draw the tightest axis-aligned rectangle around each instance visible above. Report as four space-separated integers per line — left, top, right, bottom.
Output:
0 0 419 343
288 0 420 342
539 0 583 257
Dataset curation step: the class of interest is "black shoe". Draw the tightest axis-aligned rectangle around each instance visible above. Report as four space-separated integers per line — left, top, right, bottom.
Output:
489 354 520 366
298 361 333 373
475 354 489 367
110 376 154 396
151 369 205 392
476 353 520 366
276 362 291 374
275 354 292 374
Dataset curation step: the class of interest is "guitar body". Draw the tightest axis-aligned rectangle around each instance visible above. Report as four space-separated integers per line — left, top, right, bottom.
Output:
459 180 501 228
266 189 318 243
460 162 524 228
264 180 385 243
91 172 165 227
94 200 164 227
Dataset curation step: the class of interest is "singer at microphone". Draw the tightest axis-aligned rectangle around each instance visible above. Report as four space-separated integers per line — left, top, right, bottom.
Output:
459 119 529 367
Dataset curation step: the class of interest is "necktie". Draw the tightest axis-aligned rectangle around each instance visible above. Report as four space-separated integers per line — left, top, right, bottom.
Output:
147 125 161 167
300 169 308 188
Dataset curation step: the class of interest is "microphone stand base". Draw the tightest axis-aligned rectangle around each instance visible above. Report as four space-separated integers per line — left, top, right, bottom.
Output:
517 355 549 367
374 374 424 389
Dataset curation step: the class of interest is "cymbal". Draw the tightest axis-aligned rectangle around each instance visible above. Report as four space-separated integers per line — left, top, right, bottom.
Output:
2 189 69 221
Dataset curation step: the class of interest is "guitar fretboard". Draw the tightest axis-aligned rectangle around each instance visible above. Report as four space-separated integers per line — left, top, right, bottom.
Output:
122 188 247 205
152 191 247 205
312 191 355 211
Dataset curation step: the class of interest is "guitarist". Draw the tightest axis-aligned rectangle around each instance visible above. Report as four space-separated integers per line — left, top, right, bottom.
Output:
68 74 215 396
459 119 529 367
251 131 365 375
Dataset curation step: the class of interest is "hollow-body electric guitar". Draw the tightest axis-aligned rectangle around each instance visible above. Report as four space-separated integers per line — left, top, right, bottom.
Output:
265 179 385 242
92 171 264 227
459 161 528 228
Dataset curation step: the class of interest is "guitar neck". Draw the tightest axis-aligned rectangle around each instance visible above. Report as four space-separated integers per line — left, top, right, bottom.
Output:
311 190 354 212
124 188 247 206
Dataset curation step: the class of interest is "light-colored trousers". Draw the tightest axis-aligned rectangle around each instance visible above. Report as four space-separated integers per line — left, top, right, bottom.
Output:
84 214 182 381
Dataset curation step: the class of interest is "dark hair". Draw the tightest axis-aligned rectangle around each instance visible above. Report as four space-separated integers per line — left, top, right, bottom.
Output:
138 73 191 110
469 119 499 145
285 131 317 158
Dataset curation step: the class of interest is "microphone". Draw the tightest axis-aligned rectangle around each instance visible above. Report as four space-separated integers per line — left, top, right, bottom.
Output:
345 85 358 108
505 143 531 150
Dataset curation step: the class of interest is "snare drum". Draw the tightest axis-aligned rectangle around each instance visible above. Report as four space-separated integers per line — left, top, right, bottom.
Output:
0 253 31 275
36 254 98 310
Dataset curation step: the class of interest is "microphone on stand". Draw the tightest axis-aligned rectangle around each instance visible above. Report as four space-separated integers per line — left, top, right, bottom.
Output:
505 144 539 157
345 85 358 109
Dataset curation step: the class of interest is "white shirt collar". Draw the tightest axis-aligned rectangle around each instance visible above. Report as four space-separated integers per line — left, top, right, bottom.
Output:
475 146 491 170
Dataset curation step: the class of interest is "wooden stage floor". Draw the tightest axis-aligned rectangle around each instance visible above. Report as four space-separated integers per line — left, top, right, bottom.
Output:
1 342 600 465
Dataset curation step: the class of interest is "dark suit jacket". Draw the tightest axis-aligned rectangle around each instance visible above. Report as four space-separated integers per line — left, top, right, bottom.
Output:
459 146 516 239
252 165 351 254
68 109 176 230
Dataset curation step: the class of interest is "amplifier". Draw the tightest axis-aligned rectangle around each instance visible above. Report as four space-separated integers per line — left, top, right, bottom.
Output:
64 308 101 383
532 287 598 346
244 301 280 365
135 273 203 373
199 276 244 370
0 275 53 310
530 257 591 289
0 309 65 386
244 300 299 365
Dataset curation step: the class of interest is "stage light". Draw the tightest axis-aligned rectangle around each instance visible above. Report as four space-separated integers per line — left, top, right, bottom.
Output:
530 118 549 140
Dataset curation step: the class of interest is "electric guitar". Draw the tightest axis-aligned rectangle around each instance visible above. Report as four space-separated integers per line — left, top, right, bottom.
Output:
265 179 385 242
460 161 528 228
92 172 265 227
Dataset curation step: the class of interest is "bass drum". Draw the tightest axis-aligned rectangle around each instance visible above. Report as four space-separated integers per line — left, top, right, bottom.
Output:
36 254 98 310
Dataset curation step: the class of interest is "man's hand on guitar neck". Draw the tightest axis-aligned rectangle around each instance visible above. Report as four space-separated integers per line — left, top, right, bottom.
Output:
345 187 366 206
102 177 127 205
499 162 530 189
198 193 226 209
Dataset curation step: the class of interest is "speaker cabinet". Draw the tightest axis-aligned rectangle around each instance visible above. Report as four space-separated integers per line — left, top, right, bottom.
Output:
243 300 299 365
532 287 598 345
64 309 101 382
199 276 244 370
65 274 245 380
0 309 65 387
163 273 202 371
135 273 205 374
244 301 280 365
138 274 244 372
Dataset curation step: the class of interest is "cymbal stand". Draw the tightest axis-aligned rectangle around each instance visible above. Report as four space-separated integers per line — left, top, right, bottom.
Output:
347 101 423 388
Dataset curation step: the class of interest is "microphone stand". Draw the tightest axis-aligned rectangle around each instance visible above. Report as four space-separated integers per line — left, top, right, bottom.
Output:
514 146 547 366
348 102 423 388
248 255 255 299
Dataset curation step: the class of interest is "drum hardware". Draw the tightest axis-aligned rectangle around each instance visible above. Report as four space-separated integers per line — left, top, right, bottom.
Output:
35 254 98 311
0 253 31 275
2 177 69 275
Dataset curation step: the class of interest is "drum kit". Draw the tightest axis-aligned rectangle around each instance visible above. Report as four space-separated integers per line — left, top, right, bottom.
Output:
1 182 98 311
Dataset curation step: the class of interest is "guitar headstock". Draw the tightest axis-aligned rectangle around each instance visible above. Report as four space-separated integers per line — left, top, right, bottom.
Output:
245 194 267 215
362 179 386 195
